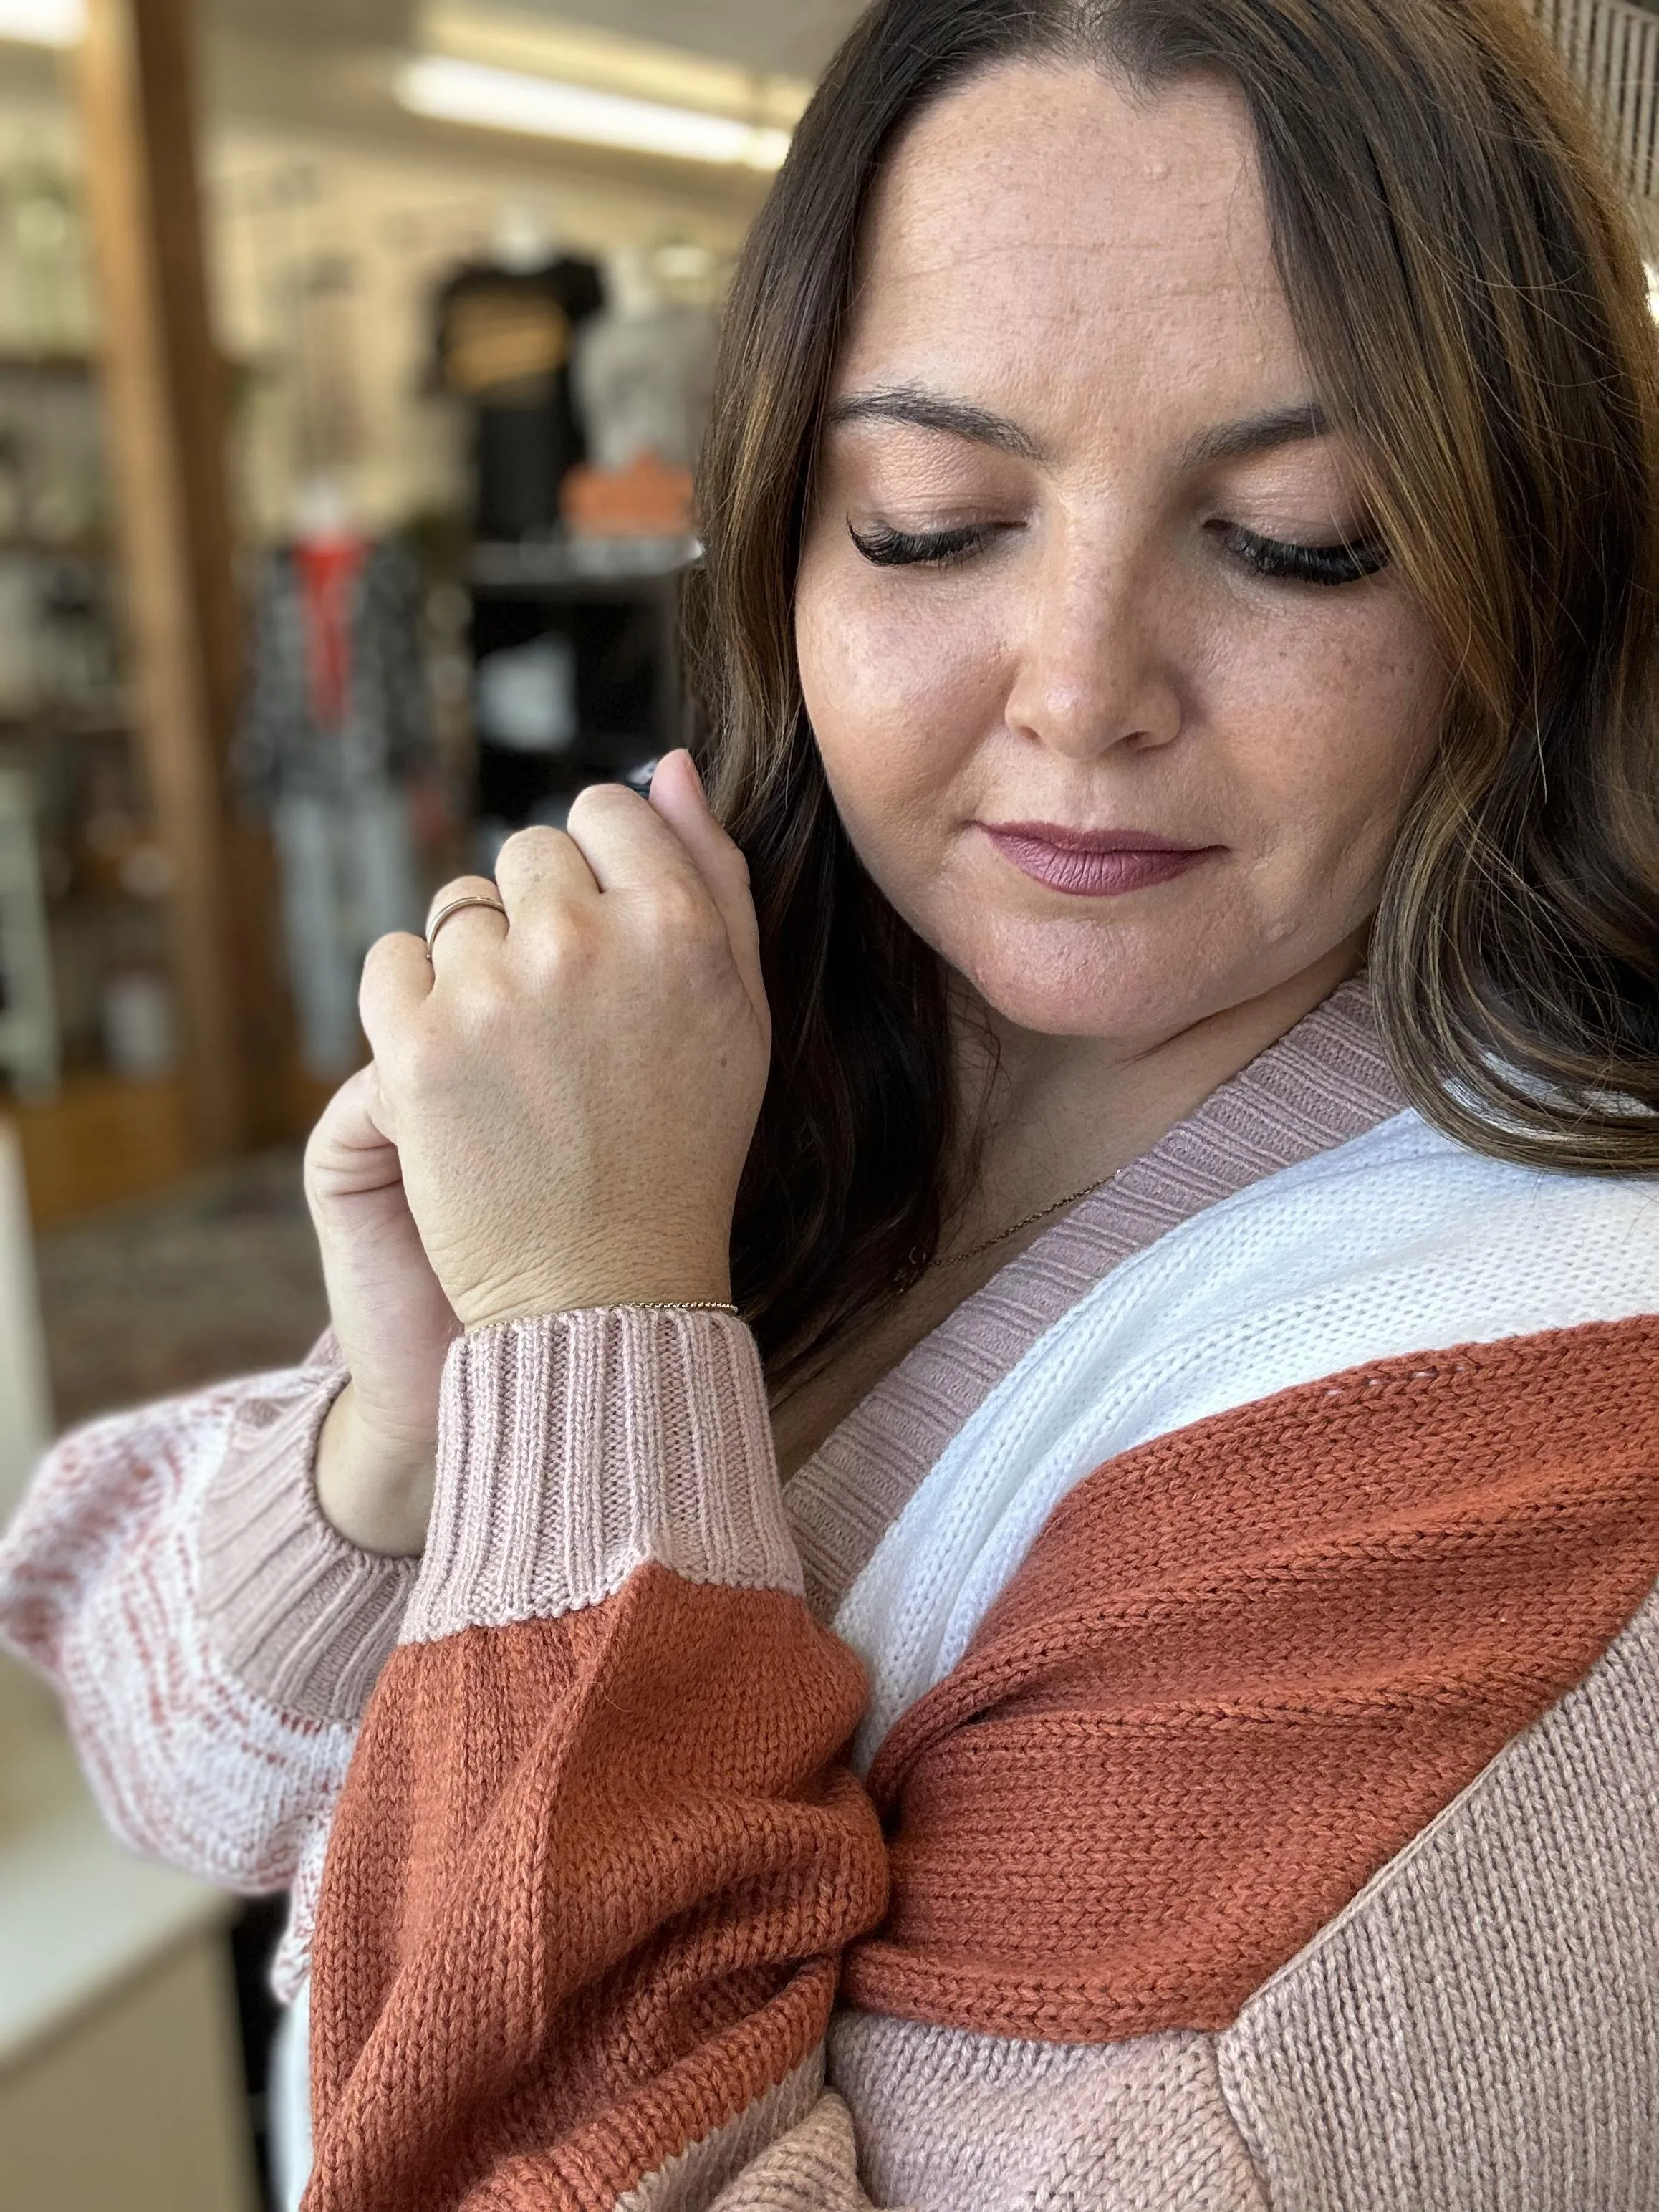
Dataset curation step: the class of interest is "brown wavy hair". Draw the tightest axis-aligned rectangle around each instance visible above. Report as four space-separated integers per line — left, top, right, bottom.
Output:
685 0 1659 1376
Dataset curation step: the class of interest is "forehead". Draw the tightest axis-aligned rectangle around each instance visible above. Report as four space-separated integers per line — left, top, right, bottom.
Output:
838 62 1304 429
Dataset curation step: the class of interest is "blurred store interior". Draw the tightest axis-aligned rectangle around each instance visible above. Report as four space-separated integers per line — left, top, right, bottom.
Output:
0 0 1654 2203
0 2 860 2203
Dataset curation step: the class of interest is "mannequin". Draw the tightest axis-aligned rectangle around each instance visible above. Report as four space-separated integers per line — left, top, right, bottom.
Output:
571 245 718 477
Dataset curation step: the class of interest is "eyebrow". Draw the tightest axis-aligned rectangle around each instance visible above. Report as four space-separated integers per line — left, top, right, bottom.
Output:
1178 400 1330 468
824 385 1331 471
824 385 1044 459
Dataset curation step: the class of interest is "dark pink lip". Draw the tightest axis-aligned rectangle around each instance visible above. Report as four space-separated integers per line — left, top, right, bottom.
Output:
979 821 1222 898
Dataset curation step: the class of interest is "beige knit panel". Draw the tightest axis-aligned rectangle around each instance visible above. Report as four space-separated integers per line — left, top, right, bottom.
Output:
1221 1579 1659 2210
826 2011 1269 2212
617 2052 830 2212
706 2094 893 2211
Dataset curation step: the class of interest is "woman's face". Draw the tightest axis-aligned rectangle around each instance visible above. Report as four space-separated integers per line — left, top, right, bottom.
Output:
795 62 1448 1048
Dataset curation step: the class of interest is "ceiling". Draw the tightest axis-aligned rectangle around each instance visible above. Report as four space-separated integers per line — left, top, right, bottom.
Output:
489 0 867 76
193 1 870 218
208 0 869 77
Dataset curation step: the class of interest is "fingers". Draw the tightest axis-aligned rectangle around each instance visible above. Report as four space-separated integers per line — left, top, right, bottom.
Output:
304 1064 403 1203
520 783 686 898
489 831 599 918
430 760 767 1030
424 875 510 970
309 1064 383 1158
648 751 766 1021
511 758 766 1019
358 930 434 1064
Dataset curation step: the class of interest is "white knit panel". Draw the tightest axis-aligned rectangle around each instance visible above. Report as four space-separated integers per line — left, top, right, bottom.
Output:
0 1378 355 2002
837 1112 1659 1769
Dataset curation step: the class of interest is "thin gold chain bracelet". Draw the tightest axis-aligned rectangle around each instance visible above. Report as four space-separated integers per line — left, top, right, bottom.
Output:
629 1299 741 1315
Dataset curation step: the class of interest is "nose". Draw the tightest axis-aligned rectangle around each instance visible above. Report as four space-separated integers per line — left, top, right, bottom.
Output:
1004 524 1184 761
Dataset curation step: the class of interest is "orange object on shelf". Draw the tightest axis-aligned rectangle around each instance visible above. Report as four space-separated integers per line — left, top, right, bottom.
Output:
560 449 693 538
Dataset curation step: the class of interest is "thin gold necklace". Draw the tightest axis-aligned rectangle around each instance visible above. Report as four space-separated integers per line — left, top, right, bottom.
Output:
922 1167 1118 1274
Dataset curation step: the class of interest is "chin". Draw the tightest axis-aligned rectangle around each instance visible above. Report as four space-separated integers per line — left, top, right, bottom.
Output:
949 913 1223 1044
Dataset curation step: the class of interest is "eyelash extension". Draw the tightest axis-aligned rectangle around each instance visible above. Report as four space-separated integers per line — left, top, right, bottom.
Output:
847 520 994 567
848 516 1392 586
1221 524 1390 587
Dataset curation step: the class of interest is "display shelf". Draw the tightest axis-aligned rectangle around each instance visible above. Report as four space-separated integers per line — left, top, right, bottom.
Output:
0 353 95 378
7 1071 193 1227
0 538 110 561
467 533 698 592
0 709 130 741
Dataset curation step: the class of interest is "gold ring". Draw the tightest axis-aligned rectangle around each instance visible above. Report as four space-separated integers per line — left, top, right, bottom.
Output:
425 893 508 960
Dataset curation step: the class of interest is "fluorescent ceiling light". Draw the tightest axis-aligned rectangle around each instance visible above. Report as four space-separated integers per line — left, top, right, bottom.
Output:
395 56 792 170
418 4 812 133
0 0 82 45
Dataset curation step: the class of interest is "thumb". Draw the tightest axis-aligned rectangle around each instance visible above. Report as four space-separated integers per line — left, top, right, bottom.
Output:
305 1062 403 1201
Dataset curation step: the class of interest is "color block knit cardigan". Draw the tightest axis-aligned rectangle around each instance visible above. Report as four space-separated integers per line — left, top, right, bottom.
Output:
4 980 1659 2212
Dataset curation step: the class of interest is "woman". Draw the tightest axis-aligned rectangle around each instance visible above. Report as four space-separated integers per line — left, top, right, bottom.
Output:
5 0 1659 2203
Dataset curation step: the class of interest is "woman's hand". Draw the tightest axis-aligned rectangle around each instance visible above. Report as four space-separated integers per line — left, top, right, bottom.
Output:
359 751 771 1333
305 1062 461 1556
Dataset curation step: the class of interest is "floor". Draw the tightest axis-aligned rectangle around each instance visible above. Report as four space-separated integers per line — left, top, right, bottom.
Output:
35 1148 329 1431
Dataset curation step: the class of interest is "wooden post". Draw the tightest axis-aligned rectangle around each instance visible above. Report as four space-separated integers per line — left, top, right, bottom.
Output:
73 0 248 1160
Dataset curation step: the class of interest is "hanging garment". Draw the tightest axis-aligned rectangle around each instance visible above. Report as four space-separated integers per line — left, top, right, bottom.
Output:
572 299 718 476
238 537 431 806
237 537 432 1074
431 255 605 540
270 787 422 1078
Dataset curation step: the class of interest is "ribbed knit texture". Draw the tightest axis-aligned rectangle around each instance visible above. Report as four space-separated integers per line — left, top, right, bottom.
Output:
197 1343 418 1724
408 1308 799 1645
7 979 1659 2209
615 2056 827 2211
297 1314 1659 2211
836 1102 1659 1768
0 984 1402 2016
701 2096 880 2211
0 1367 362 1994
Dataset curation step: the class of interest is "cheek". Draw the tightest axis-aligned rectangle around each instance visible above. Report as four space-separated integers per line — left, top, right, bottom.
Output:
796 544 999 842
1218 598 1444 890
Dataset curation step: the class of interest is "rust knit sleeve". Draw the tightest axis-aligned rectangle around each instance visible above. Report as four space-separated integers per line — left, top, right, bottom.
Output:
302 1309 890 2212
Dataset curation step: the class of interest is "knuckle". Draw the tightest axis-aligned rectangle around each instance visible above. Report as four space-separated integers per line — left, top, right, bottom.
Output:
362 928 408 970
567 781 633 832
525 906 597 988
493 827 562 885
393 1022 451 1093
426 874 496 921
646 879 720 953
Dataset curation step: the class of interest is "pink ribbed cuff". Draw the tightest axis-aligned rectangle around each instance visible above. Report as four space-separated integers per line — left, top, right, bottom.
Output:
403 1308 798 1645
197 1347 420 1725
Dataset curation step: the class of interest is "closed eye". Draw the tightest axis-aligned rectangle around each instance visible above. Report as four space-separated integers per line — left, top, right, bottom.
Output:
1216 523 1390 587
848 520 998 567
847 516 1391 586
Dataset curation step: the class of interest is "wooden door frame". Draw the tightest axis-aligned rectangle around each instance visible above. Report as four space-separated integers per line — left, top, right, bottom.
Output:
75 0 288 1160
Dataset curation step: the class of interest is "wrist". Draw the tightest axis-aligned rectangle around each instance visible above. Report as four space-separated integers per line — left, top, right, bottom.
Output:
452 1248 734 1333
314 1382 437 1557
